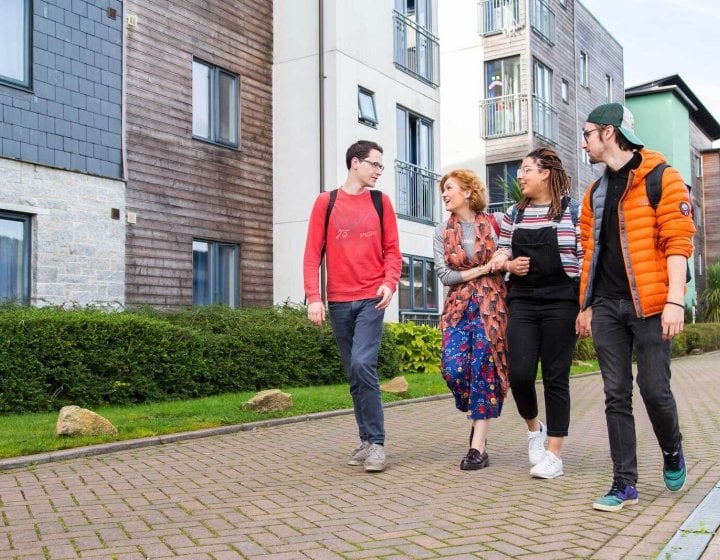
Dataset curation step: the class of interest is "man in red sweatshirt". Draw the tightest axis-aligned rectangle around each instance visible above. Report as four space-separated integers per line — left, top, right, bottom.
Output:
303 140 402 472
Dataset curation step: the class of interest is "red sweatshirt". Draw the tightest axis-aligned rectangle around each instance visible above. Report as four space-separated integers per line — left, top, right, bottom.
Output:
303 188 402 304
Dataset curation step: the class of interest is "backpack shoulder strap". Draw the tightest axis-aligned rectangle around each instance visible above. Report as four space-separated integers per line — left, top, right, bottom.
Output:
321 189 339 259
645 163 669 210
370 189 383 224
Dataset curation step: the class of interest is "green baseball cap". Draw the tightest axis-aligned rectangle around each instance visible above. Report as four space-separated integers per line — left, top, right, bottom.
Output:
586 103 644 148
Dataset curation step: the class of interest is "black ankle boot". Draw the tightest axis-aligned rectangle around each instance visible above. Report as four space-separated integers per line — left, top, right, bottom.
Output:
460 448 489 470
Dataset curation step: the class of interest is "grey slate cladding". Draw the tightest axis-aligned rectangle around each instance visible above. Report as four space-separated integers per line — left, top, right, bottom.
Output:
0 0 123 179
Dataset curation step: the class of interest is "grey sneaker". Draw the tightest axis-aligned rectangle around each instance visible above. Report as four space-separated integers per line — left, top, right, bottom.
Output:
364 443 386 472
347 441 371 466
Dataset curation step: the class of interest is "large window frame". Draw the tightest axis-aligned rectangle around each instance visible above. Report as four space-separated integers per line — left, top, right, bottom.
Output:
0 0 32 89
396 105 440 224
192 59 240 149
192 240 240 307
399 254 438 314
0 211 31 304
487 161 521 212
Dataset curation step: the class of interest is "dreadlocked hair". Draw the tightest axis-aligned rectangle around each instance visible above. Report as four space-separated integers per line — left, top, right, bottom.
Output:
517 147 571 219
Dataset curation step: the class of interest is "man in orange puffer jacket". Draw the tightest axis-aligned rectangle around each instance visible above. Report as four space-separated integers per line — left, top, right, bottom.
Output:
575 103 695 513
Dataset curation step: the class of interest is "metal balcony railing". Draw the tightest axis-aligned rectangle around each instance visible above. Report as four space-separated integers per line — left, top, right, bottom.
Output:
393 10 440 87
477 0 522 36
479 93 528 139
532 95 559 144
530 0 555 45
400 312 440 328
395 160 441 224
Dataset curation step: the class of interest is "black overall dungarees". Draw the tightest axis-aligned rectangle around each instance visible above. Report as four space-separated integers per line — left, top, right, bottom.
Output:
506 203 578 437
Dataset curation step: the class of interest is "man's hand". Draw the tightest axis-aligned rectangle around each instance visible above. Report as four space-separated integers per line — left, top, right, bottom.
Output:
661 303 685 341
375 284 393 310
307 301 325 326
575 307 592 338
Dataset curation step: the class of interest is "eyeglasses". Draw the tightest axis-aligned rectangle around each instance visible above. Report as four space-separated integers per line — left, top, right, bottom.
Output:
516 166 542 178
582 127 603 141
362 159 385 172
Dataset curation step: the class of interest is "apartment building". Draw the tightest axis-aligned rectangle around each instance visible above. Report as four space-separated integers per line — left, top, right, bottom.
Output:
440 0 624 210
273 0 442 324
625 74 720 308
0 0 125 306
122 1 274 308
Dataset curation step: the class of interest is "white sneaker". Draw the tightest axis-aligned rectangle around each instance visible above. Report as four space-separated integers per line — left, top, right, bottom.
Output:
364 443 386 472
527 421 547 465
347 441 371 466
530 451 564 479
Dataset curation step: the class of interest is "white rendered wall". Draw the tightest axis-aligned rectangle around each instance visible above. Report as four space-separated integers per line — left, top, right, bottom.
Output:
273 0 441 321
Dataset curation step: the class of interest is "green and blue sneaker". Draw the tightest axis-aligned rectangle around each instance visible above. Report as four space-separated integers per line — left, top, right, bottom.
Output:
593 479 638 512
663 446 686 492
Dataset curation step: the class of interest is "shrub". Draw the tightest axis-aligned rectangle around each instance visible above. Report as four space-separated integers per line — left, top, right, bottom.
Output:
0 304 399 414
387 322 441 375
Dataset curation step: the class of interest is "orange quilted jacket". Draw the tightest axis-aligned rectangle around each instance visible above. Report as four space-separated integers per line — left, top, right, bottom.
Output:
579 149 695 318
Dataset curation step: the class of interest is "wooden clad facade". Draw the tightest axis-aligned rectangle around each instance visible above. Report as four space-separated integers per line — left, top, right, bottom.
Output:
701 149 720 271
124 1 273 307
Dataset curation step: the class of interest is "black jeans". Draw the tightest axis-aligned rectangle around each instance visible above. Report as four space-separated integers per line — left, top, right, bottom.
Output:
591 297 682 485
507 297 578 437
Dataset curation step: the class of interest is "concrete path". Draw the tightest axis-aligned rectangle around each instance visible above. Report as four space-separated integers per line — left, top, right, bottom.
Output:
0 352 718 559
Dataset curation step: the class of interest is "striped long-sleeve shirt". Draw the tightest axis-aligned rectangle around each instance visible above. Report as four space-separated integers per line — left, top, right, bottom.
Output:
497 203 583 278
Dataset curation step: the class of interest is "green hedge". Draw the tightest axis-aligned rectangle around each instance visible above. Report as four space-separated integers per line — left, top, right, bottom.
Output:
0 305 399 414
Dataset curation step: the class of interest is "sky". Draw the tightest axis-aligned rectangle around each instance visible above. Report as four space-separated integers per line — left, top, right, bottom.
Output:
580 0 720 138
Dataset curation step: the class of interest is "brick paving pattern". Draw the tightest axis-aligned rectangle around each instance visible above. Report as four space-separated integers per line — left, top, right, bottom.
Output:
0 352 718 559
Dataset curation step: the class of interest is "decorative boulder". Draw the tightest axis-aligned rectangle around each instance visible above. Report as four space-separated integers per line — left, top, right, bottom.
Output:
56 405 118 436
243 389 293 412
380 376 409 395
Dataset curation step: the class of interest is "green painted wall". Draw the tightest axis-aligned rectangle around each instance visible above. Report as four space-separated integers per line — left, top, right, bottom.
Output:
626 92 696 307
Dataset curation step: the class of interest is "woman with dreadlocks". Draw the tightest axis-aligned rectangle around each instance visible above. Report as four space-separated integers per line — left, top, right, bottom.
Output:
489 148 583 479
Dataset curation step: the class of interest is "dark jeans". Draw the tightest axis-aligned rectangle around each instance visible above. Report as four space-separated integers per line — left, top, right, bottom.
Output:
507 297 577 437
591 297 682 485
328 298 385 445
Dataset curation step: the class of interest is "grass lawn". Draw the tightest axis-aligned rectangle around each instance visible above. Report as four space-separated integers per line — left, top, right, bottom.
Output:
0 362 599 460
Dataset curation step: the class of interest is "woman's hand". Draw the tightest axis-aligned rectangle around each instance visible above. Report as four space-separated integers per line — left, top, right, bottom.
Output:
508 256 530 276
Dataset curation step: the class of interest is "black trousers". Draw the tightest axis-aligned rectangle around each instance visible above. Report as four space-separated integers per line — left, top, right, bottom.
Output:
507 296 578 437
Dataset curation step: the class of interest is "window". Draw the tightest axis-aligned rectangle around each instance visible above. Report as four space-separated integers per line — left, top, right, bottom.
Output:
396 106 440 223
0 0 32 88
579 52 589 87
694 154 703 178
358 87 378 127
482 56 525 138
192 60 239 148
479 0 521 36
192 240 239 307
533 59 557 143
605 75 613 102
393 0 439 86
0 212 31 304
561 79 569 103
530 0 555 45
399 255 437 313
581 148 591 165
487 161 521 212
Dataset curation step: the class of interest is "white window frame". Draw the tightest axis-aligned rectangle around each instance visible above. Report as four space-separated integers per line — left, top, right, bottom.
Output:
561 79 569 103
192 59 240 149
605 75 613 102
580 52 589 88
0 211 31 304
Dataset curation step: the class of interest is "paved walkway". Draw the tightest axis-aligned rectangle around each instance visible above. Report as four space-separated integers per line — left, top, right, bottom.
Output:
0 352 718 559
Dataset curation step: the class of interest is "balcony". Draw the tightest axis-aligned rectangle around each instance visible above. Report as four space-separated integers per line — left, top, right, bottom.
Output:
532 96 558 144
479 93 528 139
477 0 523 36
395 160 441 224
530 0 555 45
393 10 440 87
